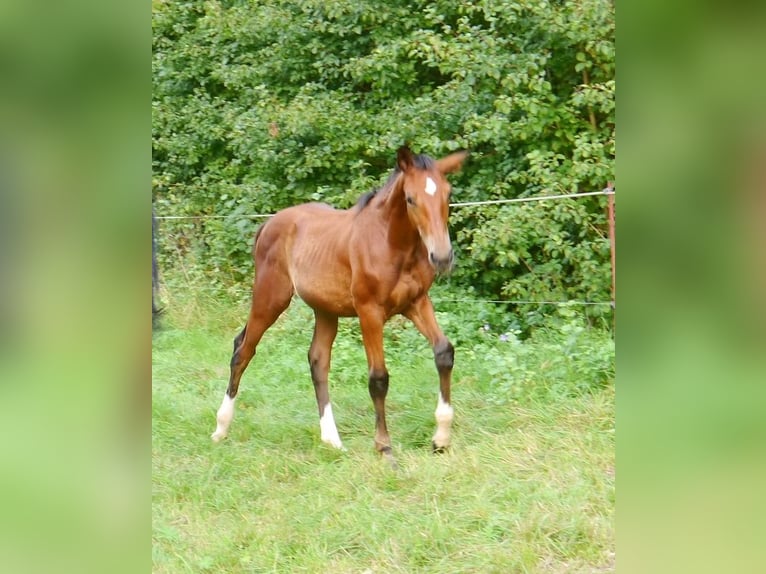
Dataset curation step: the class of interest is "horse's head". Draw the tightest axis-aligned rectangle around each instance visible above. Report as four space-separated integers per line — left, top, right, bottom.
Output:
396 146 468 274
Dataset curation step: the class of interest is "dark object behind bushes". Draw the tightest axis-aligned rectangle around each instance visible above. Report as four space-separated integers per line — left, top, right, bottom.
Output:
152 209 162 329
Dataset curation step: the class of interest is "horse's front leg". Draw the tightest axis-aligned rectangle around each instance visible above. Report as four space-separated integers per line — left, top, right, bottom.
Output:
357 306 397 468
403 295 455 452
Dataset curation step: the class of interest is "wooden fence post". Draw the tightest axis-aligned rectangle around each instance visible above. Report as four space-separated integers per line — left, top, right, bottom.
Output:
606 182 615 331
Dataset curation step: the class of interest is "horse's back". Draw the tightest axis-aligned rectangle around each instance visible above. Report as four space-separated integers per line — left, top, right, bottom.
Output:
259 202 351 245
256 202 343 245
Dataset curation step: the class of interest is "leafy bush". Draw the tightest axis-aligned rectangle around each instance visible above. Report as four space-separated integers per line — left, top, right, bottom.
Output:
459 304 615 404
153 0 615 330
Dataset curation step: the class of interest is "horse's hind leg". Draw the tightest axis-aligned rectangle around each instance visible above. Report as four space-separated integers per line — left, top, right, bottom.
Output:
211 272 293 442
308 311 342 449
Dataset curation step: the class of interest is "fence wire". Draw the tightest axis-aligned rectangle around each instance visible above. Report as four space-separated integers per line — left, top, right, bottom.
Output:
154 186 615 307
154 188 615 220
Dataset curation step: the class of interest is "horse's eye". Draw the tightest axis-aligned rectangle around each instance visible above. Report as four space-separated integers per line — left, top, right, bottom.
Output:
406 196 415 206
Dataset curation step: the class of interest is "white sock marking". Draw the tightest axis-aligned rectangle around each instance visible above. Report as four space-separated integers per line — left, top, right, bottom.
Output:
320 403 344 449
211 394 235 442
435 393 454 423
425 177 437 195
433 393 454 447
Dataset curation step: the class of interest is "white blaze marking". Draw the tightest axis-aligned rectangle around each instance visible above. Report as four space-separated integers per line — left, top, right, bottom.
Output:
211 394 235 442
320 403 344 449
433 393 454 448
425 177 437 196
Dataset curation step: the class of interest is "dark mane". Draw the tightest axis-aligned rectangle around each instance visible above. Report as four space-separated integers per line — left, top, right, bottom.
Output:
410 154 435 171
354 154 435 211
355 189 378 210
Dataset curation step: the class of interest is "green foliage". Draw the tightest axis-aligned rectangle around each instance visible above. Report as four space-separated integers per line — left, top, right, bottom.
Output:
452 195 612 328
152 291 614 573
462 304 615 403
153 0 615 330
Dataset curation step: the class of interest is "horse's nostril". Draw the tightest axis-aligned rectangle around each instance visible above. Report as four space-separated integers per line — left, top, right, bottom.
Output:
429 250 454 272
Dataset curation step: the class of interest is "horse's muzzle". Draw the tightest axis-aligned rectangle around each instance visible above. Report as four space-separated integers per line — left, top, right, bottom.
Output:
429 249 454 274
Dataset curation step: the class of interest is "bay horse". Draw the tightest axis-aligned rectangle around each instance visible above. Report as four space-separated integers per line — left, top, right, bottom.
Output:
211 146 468 467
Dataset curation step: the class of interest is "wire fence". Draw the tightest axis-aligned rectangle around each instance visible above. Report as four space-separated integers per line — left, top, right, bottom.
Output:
154 188 615 221
156 277 615 307
433 299 613 306
154 186 616 308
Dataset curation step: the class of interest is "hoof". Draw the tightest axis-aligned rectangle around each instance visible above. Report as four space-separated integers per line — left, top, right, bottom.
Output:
380 446 398 470
431 441 448 454
321 439 347 451
211 430 227 443
320 434 346 450
383 452 398 470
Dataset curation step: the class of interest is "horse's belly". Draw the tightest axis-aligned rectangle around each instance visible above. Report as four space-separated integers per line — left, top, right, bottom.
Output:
293 274 356 317
288 219 357 316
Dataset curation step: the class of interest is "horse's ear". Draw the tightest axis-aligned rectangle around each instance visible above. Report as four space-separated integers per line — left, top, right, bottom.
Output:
436 150 469 174
397 145 414 172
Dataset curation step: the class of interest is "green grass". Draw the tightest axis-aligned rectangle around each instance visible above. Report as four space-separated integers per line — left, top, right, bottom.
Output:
152 285 614 573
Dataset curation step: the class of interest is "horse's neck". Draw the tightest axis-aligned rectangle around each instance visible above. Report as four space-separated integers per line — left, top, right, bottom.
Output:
380 177 420 250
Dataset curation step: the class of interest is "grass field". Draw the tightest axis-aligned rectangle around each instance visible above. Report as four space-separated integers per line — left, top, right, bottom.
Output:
152 285 614 573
